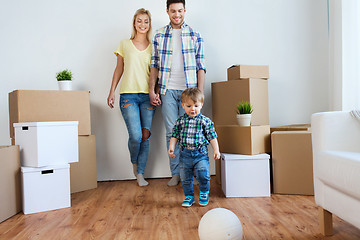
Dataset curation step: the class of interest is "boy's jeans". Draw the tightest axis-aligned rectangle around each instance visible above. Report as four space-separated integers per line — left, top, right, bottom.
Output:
161 89 185 176
179 146 211 196
119 93 156 175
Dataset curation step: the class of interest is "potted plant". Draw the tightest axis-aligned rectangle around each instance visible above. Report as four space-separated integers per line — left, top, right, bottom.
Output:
56 69 73 91
236 101 253 126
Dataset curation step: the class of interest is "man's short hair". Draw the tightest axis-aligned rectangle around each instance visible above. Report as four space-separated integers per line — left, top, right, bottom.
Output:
167 0 185 9
181 87 204 104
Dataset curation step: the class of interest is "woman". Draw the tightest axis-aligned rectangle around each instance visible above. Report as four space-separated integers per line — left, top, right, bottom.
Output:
107 8 155 186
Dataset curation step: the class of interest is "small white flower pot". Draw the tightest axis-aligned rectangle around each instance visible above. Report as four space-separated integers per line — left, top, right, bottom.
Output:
236 114 251 126
58 80 72 91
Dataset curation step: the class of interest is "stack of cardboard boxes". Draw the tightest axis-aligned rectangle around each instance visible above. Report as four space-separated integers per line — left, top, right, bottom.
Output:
0 90 97 218
8 90 97 194
212 65 271 197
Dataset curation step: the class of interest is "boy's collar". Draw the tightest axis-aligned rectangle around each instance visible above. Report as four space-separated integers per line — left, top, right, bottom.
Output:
184 112 202 119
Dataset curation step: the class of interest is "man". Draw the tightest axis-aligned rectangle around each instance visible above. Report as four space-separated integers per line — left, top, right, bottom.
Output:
149 0 206 186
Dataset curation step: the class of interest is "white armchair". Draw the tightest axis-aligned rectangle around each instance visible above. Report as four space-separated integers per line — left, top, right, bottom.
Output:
311 111 360 235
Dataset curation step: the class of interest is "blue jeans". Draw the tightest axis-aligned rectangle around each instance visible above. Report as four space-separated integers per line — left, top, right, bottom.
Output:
161 89 185 176
179 146 210 196
119 93 156 175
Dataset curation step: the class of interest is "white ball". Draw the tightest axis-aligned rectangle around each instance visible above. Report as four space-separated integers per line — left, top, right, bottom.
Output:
198 208 243 240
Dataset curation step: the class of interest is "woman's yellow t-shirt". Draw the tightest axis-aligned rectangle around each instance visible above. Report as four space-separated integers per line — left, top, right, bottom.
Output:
114 39 152 94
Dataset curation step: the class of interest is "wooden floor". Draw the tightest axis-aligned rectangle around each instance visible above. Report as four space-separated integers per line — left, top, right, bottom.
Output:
1 177 360 240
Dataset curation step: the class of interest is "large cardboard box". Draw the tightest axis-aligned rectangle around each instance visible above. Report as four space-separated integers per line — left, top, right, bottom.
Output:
70 135 97 193
227 65 269 80
217 125 271 155
21 164 71 214
271 131 314 195
270 124 311 134
212 79 269 126
14 121 79 167
221 153 270 197
0 146 21 222
9 90 91 138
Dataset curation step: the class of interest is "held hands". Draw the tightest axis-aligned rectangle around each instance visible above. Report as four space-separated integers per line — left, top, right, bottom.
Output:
150 92 161 106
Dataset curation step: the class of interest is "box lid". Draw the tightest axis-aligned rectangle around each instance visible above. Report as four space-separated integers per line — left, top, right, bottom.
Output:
21 164 70 173
14 121 79 128
221 153 270 160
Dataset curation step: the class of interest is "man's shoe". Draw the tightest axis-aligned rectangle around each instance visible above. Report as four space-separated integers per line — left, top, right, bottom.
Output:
182 196 195 207
199 191 209 206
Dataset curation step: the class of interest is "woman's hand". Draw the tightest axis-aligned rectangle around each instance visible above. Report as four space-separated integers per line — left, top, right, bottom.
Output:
107 91 115 108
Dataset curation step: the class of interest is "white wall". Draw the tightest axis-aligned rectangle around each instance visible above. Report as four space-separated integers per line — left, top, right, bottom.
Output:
0 0 329 181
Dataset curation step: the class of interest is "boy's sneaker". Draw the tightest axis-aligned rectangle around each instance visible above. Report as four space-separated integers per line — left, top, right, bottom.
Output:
182 196 195 207
199 191 209 206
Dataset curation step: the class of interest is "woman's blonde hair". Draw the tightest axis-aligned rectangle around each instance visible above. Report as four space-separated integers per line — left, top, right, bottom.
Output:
130 8 152 42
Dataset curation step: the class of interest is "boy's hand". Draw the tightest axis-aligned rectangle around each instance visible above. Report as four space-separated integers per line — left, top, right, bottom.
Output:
213 151 221 160
168 149 175 159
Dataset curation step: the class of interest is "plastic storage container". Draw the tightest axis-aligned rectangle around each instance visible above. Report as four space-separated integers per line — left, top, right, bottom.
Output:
14 121 78 167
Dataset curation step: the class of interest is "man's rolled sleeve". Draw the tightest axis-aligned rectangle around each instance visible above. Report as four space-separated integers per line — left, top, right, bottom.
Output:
195 34 206 72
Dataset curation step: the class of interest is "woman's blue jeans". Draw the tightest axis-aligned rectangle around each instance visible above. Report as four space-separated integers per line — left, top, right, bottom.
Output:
119 93 156 175
179 146 211 196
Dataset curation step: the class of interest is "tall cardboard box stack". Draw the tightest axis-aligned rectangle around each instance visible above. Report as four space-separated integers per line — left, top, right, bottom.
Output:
271 124 314 195
212 65 271 197
9 90 97 196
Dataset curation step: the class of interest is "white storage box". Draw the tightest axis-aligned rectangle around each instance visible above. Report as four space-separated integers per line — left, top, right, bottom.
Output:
14 121 79 167
21 164 71 214
221 153 270 197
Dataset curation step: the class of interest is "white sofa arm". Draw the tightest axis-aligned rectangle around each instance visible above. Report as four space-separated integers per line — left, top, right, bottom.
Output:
311 111 360 154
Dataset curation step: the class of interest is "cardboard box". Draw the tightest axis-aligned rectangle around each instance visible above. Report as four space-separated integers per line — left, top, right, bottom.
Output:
14 121 79 167
212 79 269 126
70 135 97 193
227 65 269 80
9 90 91 138
221 153 270 197
271 131 314 195
21 164 71 214
270 124 311 134
217 125 271 155
0 146 21 223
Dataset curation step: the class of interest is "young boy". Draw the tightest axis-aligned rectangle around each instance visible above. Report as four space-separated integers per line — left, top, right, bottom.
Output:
168 87 220 207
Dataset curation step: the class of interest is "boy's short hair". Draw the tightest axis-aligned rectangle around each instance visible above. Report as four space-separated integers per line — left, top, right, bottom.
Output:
167 0 185 9
181 87 204 103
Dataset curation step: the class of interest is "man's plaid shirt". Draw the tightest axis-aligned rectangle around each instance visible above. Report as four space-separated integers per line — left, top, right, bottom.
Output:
151 22 206 95
171 113 217 150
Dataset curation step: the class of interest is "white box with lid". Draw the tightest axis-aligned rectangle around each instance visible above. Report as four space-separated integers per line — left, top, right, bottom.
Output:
21 164 71 214
221 153 270 197
14 121 79 167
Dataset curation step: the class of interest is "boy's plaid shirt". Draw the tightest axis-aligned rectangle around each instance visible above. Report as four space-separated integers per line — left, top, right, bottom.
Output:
151 22 206 95
171 113 217 150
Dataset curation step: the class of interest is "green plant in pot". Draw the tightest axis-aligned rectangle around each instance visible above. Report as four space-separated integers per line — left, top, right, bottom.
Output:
236 101 253 126
56 69 73 91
